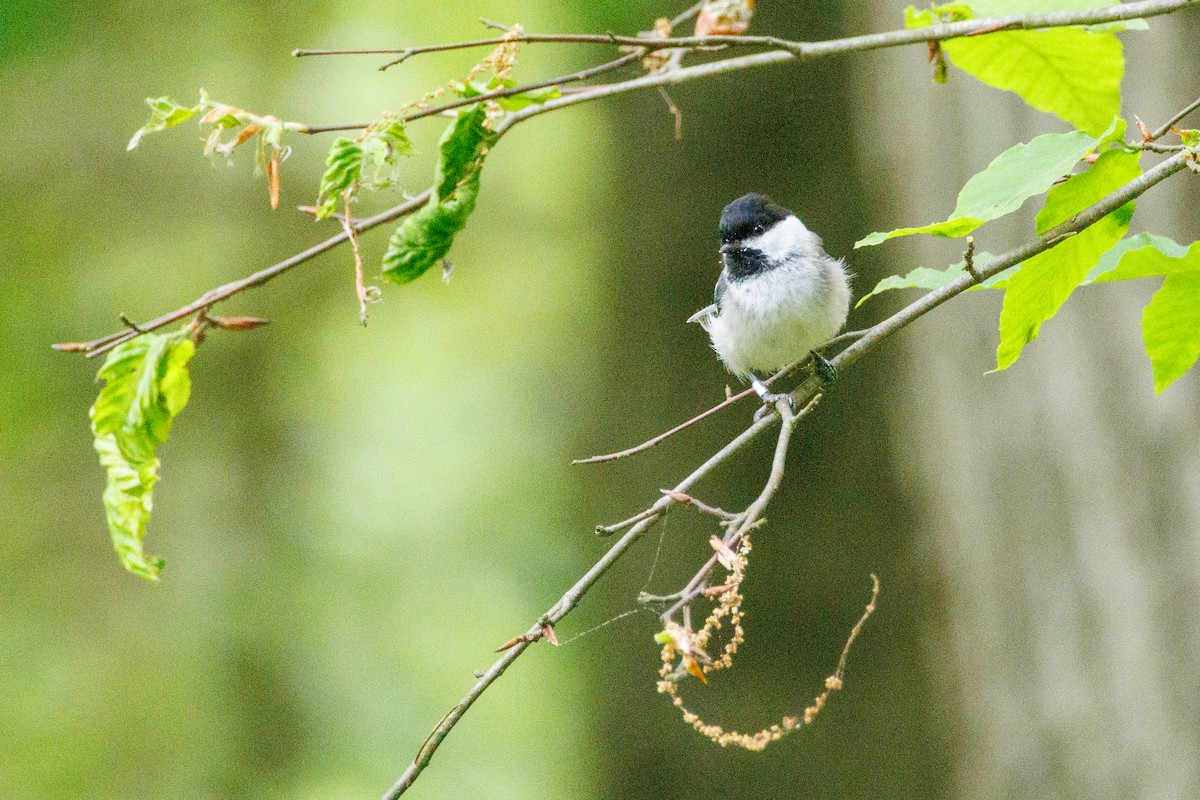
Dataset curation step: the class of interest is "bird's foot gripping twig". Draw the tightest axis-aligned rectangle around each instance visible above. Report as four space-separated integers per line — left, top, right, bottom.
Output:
750 375 796 420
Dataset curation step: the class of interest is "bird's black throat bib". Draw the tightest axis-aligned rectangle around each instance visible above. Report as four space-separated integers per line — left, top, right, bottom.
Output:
723 247 778 282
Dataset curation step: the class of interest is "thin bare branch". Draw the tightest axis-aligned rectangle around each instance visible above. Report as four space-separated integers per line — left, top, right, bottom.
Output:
294 33 789 66
59 190 432 358
573 384 758 464
381 408 782 800
573 331 867 465
1151 95 1200 140
660 489 740 522
294 1 1194 70
300 51 646 135
595 506 663 536
402 51 645 119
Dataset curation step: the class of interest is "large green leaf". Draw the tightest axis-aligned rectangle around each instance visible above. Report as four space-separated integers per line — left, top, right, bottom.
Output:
456 77 562 111
1089 235 1192 283
972 0 1124 13
906 3 1126 135
856 265 968 305
1084 239 1200 393
994 148 1141 370
943 28 1122 136
855 129 1103 247
969 0 1149 31
1143 266 1200 393
89 331 196 580
382 106 498 284
856 252 1004 306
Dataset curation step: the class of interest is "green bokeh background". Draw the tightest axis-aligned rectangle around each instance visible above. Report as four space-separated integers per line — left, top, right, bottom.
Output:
3 2 1198 799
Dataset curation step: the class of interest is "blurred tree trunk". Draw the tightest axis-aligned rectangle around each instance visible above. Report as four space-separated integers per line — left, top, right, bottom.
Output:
854 5 1200 798
586 4 950 799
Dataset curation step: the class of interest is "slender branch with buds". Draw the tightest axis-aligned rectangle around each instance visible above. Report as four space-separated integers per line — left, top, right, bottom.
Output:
56 0 1197 359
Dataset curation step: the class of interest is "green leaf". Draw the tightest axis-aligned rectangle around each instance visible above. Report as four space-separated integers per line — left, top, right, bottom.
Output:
315 138 366 219
966 0 1148 27
857 265 966 306
382 106 498 284
89 331 197 580
1143 263 1200 393
994 148 1141 370
1177 129 1200 148
855 252 999 306
128 96 201 151
905 3 1126 135
1077 237 1200 392
856 251 1016 307
314 120 413 220
904 4 973 27
856 129 1103 247
1085 233 1189 283
493 86 561 112
456 78 562 111
94 434 163 580
1082 19 1149 33
972 0 1129 14
942 27 1123 136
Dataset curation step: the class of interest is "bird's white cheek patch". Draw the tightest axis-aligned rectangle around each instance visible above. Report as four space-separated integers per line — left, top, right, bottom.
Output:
741 215 810 263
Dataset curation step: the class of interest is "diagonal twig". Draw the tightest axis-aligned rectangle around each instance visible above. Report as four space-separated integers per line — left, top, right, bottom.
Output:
1151 94 1200 140
574 329 867 464
56 190 431 358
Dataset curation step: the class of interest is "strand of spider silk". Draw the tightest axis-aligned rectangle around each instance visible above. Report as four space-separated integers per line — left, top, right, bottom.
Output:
556 608 647 647
559 516 673 647
638 514 672 593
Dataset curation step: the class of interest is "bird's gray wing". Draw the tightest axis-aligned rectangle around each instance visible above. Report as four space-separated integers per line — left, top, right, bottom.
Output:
713 270 728 308
686 272 726 327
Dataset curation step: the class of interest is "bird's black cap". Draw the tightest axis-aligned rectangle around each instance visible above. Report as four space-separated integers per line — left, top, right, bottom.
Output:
719 193 793 243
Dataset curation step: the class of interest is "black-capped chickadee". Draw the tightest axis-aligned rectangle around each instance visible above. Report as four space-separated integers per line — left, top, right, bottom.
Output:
688 193 851 410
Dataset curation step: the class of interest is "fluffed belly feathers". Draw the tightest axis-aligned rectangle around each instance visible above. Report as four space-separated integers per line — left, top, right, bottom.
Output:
700 260 850 378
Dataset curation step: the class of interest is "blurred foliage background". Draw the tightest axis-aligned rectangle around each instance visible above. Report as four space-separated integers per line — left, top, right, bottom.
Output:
2 1 1199 798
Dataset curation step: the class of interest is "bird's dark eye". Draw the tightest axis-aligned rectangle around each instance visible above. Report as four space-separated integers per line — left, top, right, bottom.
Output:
753 224 765 235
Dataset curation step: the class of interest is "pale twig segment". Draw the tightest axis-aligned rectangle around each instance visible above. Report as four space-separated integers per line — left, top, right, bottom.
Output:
294 0 1193 67
342 194 370 325
1151 95 1200 139
65 190 432 358
574 329 868 464
574 383 763 465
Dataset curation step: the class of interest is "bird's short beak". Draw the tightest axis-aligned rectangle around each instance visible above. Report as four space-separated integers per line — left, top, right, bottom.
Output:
720 243 735 255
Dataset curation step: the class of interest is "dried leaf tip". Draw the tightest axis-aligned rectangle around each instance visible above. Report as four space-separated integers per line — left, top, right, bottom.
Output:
694 0 755 37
